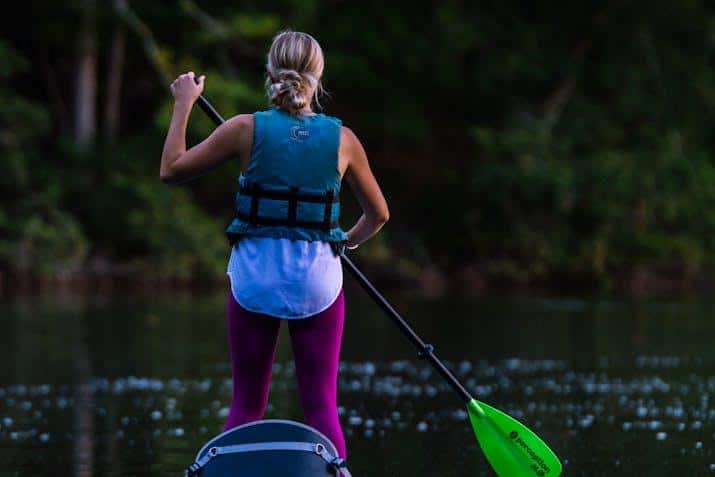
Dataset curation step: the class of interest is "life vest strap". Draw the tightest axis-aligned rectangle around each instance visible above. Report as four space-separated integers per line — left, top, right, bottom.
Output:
287 186 299 226
236 180 340 231
322 190 335 232
236 212 340 230
239 181 340 204
249 183 261 223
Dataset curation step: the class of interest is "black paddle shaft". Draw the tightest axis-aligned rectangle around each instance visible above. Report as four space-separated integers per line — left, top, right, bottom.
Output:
196 95 225 125
339 254 473 403
187 79 474 405
191 76 225 124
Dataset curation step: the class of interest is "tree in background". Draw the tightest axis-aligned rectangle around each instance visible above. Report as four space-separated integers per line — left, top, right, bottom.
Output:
2 1 715 292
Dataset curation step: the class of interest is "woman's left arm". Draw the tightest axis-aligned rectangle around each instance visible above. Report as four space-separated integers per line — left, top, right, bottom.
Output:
160 72 248 184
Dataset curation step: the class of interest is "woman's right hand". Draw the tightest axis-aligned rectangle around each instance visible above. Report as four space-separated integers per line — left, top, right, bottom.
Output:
170 72 205 106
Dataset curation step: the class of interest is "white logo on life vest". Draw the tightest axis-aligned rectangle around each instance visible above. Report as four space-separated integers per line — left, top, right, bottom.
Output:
289 126 310 141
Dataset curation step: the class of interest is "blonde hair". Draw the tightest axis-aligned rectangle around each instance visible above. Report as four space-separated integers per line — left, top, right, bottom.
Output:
265 30 325 115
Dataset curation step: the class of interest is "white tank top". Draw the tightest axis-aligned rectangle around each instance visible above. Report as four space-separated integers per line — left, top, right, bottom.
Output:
226 237 343 319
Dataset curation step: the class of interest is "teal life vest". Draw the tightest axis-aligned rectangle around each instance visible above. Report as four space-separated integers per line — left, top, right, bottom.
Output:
225 108 349 245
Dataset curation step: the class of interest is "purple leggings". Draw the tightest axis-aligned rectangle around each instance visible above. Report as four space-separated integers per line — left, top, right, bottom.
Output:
223 288 347 458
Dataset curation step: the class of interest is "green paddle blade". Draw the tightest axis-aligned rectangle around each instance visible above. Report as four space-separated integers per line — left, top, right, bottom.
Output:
467 399 562 477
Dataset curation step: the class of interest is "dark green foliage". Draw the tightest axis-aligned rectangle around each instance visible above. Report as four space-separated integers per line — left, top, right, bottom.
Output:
2 1 715 288
0 41 88 277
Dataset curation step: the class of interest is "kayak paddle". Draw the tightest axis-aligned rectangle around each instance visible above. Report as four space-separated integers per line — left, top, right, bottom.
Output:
185 76 563 477
340 254 562 477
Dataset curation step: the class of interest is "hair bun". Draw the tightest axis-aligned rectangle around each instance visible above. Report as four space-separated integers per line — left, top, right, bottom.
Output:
265 30 325 115
268 68 313 114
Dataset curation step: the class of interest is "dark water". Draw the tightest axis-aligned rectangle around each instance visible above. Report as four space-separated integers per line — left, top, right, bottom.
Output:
1 281 715 476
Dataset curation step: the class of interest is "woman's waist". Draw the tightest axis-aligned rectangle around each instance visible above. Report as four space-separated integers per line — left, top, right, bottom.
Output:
232 236 339 256
228 236 340 276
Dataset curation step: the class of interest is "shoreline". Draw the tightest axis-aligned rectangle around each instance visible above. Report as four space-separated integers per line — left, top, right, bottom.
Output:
1 259 711 300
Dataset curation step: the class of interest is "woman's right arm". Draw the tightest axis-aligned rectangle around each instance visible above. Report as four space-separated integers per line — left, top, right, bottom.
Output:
340 126 390 248
160 72 253 184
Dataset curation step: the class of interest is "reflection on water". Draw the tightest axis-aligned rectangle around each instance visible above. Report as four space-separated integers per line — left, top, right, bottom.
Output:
72 312 94 477
1 285 715 476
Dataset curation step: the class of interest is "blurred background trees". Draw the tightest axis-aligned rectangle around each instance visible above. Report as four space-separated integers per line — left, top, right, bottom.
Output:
2 1 715 292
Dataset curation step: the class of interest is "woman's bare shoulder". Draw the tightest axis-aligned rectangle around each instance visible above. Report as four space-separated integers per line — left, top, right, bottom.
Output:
226 113 254 129
340 124 357 139
223 114 254 160
340 125 363 152
338 125 369 179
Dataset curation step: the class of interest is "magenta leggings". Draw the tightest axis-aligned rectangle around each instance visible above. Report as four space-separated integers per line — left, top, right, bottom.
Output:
223 288 347 458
